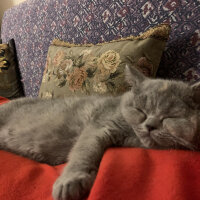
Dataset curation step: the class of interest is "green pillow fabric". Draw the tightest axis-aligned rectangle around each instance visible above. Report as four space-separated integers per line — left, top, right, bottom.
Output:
39 24 170 98
0 39 24 99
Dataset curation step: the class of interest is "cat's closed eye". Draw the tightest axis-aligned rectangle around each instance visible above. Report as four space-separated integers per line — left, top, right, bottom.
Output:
135 108 147 116
161 115 181 123
131 108 147 124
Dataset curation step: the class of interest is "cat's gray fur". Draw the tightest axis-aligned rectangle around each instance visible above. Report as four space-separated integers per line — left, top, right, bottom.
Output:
0 66 200 200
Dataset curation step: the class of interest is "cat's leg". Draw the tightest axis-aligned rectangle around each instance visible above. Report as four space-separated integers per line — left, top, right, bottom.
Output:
52 125 113 200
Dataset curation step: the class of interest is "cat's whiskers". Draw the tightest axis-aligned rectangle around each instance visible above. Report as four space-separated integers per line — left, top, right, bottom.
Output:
161 133 196 150
150 131 196 151
173 137 197 151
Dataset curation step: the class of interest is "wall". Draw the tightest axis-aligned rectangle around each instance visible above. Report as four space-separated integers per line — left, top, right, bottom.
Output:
0 0 26 30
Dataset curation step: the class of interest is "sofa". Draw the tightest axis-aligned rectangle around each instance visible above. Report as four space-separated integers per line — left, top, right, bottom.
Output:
0 0 200 200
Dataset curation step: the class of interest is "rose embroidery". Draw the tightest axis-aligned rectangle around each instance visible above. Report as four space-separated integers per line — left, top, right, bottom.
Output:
67 67 87 91
97 50 121 74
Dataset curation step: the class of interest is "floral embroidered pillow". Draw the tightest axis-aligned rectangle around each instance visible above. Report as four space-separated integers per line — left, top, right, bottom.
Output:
0 39 24 99
39 24 170 98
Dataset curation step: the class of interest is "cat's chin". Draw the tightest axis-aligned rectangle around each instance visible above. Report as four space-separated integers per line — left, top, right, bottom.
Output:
134 132 157 148
134 128 174 149
149 131 176 148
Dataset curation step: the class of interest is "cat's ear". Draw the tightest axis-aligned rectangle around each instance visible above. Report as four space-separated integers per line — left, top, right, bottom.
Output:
191 82 200 107
125 65 147 87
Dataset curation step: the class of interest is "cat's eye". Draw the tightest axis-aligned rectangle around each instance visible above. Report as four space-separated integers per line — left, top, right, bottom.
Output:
161 116 179 122
135 108 147 117
129 108 147 124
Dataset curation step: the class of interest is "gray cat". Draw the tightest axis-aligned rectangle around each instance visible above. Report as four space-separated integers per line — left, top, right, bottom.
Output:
0 66 200 200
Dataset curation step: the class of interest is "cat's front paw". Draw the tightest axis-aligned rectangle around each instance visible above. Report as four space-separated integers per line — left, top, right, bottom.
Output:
52 171 95 200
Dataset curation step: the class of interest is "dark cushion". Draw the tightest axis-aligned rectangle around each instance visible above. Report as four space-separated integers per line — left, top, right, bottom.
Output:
0 39 24 99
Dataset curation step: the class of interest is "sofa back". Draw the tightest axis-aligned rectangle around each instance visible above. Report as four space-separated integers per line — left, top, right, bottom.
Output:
1 0 199 97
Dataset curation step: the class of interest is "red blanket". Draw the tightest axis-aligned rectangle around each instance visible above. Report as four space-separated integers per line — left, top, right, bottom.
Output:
0 96 9 105
1 98 200 200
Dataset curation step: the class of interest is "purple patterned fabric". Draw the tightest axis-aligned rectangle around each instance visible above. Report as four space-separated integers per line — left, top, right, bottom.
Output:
1 0 199 97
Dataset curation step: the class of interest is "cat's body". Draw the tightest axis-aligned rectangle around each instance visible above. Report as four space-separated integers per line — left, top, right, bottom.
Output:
0 95 134 165
0 66 200 200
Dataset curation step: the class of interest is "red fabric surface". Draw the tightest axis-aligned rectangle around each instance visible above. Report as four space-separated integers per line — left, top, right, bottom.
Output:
1 99 200 200
89 148 200 200
1 149 200 200
0 96 9 104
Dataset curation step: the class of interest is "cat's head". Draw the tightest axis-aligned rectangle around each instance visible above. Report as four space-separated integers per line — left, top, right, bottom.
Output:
121 65 200 150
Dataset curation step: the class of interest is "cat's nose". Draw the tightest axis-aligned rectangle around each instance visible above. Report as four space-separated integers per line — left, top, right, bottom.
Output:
146 124 156 132
145 117 160 132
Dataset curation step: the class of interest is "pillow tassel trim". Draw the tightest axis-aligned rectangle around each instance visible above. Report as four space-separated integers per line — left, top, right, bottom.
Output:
52 23 171 48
